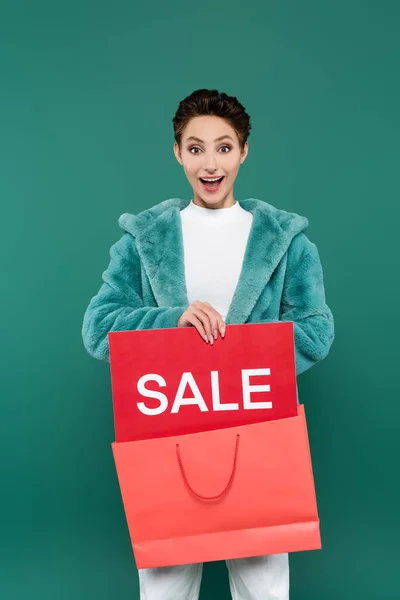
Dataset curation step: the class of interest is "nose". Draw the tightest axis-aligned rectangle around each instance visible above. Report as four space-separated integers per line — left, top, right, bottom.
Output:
203 152 218 172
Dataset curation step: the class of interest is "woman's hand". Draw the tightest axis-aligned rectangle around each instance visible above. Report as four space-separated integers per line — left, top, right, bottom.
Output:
177 301 226 344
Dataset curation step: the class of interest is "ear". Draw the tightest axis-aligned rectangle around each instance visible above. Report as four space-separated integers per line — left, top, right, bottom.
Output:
174 142 183 165
240 141 249 164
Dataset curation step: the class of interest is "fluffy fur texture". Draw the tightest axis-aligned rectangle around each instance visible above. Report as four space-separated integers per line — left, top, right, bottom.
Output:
82 198 334 375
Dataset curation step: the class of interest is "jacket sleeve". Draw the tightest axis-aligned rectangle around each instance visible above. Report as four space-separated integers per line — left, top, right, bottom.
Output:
82 232 188 362
279 233 335 375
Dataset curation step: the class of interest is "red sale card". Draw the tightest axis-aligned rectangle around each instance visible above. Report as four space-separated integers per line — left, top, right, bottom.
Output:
109 322 298 442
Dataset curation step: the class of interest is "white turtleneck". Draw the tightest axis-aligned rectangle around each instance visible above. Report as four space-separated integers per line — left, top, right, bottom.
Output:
180 200 253 321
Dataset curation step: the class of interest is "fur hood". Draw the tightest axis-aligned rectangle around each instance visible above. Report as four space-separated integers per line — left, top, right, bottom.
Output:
115 197 310 325
117 197 309 241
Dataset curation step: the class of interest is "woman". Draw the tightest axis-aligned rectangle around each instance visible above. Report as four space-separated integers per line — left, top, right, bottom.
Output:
82 88 334 600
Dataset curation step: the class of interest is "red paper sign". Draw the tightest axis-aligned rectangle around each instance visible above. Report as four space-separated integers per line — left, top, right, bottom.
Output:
109 322 297 442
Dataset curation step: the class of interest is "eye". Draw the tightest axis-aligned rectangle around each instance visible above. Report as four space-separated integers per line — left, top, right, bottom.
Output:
219 145 231 153
189 146 201 154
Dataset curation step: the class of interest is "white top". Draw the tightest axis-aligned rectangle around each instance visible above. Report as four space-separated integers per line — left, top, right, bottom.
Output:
180 200 253 321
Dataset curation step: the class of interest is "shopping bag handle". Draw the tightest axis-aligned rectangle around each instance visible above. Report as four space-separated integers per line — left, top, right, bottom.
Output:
175 434 240 501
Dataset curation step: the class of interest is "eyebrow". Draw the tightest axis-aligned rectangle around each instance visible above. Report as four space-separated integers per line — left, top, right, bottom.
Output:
185 135 234 143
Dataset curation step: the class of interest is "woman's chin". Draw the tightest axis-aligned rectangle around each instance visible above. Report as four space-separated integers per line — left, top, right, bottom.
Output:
193 188 234 209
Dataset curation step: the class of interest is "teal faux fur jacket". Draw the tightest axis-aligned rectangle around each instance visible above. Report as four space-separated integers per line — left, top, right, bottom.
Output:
82 198 334 375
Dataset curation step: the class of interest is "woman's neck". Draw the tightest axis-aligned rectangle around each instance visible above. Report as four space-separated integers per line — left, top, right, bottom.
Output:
192 192 236 210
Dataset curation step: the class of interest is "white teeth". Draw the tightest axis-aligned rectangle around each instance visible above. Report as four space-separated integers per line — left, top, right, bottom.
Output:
201 177 222 182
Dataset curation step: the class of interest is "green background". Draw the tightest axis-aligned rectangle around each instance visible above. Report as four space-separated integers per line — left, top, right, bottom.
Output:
1 1 399 598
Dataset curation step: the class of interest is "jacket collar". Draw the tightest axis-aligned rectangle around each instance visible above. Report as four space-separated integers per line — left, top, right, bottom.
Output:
118 198 308 324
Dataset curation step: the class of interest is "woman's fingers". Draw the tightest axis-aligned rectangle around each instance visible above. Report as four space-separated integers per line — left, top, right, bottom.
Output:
194 303 225 344
203 304 225 340
207 310 220 340
177 301 226 343
219 319 226 338
187 313 209 343
194 307 214 344
203 304 225 338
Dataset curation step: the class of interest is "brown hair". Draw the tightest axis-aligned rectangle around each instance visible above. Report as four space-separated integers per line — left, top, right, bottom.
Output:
172 89 251 149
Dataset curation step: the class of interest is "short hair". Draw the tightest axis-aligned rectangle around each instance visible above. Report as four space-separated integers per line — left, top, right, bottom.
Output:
172 89 251 149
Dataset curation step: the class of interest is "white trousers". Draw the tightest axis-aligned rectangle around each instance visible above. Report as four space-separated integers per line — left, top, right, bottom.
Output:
138 553 289 600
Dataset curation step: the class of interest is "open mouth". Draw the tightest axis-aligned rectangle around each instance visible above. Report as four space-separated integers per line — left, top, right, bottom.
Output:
199 176 225 193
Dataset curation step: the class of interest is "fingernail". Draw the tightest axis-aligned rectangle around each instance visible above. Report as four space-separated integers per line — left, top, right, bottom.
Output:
221 326 226 338
213 330 218 340
209 335 214 345
204 335 209 343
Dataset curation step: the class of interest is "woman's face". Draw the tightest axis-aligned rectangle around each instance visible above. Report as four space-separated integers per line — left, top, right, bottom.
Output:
174 115 248 209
